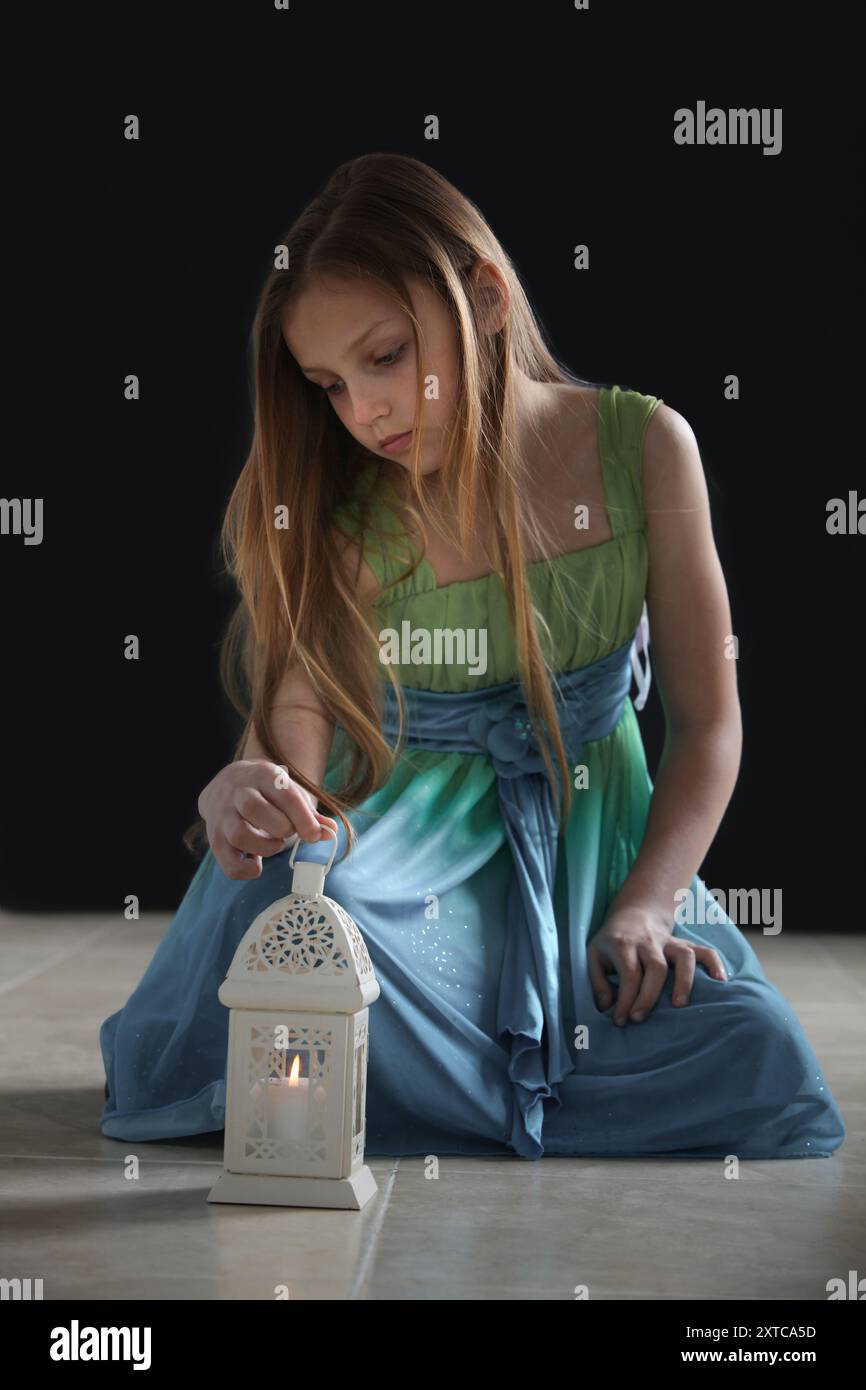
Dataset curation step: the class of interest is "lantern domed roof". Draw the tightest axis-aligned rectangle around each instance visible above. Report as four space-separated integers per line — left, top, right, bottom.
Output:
219 890 380 1013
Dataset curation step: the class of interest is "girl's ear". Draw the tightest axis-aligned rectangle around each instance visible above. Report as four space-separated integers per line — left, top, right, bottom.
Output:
468 259 509 335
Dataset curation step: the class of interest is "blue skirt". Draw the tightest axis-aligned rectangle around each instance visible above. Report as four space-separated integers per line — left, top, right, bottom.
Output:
99 700 845 1161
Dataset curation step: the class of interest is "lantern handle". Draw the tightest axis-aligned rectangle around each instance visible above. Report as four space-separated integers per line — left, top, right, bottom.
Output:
289 824 338 876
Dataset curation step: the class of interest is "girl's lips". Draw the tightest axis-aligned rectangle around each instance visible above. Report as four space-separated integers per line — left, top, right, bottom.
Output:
380 431 413 453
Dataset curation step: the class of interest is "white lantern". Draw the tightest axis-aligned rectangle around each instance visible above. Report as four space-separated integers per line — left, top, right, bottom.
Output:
208 829 380 1210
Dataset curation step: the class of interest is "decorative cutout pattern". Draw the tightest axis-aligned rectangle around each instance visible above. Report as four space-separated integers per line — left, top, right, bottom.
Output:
241 897 375 981
243 1021 333 1166
332 900 375 979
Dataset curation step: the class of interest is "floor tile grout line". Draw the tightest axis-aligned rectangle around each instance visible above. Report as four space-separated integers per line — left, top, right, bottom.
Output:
1 1154 862 1199
0 1152 410 1172
0 920 121 997
0 1152 225 1165
350 1158 401 1300
0 1151 860 1179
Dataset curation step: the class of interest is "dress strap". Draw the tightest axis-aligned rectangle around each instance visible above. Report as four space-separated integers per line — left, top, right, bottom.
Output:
599 384 663 539
599 385 664 710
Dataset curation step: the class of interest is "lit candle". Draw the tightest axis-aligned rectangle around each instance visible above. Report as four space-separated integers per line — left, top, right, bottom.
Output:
265 1054 309 1145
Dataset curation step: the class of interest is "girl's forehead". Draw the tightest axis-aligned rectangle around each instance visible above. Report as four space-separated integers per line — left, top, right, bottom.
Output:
282 280 396 338
281 280 419 365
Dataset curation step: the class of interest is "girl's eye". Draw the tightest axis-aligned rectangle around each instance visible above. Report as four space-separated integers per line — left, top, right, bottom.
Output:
321 343 405 397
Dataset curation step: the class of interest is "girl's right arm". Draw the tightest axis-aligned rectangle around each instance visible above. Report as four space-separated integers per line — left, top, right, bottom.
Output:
202 537 374 880
199 662 338 880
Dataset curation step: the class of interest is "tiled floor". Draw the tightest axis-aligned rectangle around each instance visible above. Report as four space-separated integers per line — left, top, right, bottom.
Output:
1 911 862 1300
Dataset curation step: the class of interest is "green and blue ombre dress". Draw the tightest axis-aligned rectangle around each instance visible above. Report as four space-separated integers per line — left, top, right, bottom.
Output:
99 386 845 1159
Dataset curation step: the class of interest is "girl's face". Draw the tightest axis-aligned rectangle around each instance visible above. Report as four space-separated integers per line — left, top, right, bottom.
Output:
282 273 459 475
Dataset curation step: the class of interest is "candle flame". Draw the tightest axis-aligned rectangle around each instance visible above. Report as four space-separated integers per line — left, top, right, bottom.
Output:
288 1053 301 1086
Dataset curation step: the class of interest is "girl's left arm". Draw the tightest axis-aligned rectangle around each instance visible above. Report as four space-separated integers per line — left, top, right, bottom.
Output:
609 402 743 924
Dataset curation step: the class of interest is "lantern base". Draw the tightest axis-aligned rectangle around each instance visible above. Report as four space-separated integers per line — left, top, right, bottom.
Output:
206 1165 378 1210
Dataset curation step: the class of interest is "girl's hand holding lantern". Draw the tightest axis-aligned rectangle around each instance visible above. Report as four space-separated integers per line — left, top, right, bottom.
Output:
198 759 338 881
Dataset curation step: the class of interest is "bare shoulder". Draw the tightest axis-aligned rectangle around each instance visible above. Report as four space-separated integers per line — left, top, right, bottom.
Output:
538 380 605 486
639 401 721 610
638 402 714 530
551 380 603 433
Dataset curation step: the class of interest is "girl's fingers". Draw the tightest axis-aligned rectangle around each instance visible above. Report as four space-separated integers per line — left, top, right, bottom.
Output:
588 938 730 1025
233 785 298 841
212 829 264 880
314 814 339 835
693 945 727 980
587 947 614 1010
225 812 292 858
666 943 726 1007
260 766 323 839
611 945 642 1025
295 813 340 844
668 942 697 1006
626 949 668 1022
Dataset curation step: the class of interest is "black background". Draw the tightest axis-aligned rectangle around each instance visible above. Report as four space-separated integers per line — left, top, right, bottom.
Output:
2 1 863 918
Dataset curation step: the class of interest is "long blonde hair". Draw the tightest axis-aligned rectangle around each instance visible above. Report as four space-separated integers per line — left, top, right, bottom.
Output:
183 151 611 864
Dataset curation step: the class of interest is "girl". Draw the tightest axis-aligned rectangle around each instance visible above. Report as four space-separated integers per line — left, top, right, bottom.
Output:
99 152 844 1160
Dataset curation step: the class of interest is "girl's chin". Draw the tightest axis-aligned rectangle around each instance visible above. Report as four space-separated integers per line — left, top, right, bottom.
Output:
391 445 439 476
395 459 437 473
